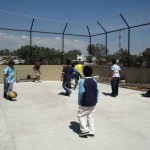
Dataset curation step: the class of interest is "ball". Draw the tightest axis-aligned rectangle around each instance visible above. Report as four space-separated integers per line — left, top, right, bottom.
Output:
10 91 17 99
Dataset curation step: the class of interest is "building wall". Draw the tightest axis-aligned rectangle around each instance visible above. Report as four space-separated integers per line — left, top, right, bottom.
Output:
0 65 150 83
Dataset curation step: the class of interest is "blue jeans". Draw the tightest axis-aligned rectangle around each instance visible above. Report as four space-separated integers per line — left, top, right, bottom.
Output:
4 80 14 99
62 81 71 94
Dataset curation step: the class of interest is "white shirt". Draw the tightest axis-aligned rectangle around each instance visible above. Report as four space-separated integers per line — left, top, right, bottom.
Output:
111 64 121 78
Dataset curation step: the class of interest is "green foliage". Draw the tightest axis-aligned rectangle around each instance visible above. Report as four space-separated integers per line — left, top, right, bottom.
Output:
86 55 93 63
0 45 150 67
63 49 82 61
13 45 82 65
87 43 108 58
142 48 150 67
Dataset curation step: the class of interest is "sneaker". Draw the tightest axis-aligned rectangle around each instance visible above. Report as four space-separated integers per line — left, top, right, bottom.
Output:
67 90 72 96
142 93 150 97
110 93 116 97
6 96 12 101
35 80 38 83
79 131 89 137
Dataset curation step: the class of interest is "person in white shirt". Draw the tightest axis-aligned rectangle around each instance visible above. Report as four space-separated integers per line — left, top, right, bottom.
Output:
111 59 121 97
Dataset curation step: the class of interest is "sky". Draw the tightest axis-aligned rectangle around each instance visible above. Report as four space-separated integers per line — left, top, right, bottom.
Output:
0 0 150 55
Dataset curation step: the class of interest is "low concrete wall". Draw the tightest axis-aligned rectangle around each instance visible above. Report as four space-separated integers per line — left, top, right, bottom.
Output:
0 65 150 83
0 65 63 83
92 65 150 84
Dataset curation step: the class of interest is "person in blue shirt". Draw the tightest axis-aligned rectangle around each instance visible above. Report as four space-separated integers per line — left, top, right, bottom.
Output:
61 59 74 96
3 60 15 100
77 65 99 137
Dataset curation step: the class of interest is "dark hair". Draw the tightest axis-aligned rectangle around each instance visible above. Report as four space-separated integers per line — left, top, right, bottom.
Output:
83 65 93 77
75 61 78 65
66 59 71 65
8 60 15 65
71 62 75 67
112 59 116 64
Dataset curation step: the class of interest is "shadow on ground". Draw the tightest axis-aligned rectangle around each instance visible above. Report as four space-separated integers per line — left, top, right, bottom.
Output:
69 121 80 135
101 92 111 96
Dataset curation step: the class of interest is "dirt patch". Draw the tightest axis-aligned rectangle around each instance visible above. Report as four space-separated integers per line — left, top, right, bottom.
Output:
98 77 150 92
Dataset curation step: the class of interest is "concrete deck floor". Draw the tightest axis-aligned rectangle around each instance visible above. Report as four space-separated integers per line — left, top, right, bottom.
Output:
0 81 150 150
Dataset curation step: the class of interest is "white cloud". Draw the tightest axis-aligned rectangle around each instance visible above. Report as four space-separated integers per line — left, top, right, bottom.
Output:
0 32 88 54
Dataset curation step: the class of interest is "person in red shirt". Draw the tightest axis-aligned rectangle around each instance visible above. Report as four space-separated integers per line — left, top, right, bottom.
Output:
33 59 43 82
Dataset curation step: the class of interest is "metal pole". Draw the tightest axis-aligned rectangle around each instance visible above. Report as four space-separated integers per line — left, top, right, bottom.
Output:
120 14 130 67
30 18 34 47
87 26 92 55
62 23 68 53
97 21 108 61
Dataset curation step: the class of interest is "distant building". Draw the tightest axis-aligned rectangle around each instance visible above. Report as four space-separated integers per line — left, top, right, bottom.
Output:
0 55 24 64
11 56 24 64
77 55 86 62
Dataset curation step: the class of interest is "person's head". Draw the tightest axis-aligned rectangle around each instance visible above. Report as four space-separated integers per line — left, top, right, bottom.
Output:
111 59 116 65
39 58 44 64
75 61 78 65
35 58 43 65
66 59 71 65
71 62 75 67
83 65 93 77
8 60 15 68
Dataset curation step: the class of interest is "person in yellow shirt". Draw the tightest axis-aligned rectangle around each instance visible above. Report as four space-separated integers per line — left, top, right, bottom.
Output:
75 62 84 77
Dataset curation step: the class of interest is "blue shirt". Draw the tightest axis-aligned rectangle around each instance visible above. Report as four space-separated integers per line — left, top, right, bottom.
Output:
78 77 99 107
72 67 82 79
62 65 74 82
4 67 15 83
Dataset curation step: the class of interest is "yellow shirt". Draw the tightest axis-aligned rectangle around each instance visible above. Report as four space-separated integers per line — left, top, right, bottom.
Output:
75 64 84 77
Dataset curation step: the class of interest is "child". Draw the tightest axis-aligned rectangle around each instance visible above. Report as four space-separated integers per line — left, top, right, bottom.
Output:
111 59 121 97
61 59 74 96
33 59 43 82
3 60 15 100
71 63 82 90
75 61 84 77
77 65 99 137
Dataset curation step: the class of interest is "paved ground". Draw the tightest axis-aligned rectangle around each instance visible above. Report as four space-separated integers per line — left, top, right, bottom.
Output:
0 81 150 150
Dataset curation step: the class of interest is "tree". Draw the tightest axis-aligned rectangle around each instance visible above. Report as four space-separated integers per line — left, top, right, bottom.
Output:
14 45 82 65
113 48 129 67
87 43 108 58
64 49 82 61
142 48 150 67
86 55 93 63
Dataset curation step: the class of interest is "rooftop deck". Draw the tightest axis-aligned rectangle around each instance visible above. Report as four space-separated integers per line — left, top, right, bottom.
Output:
0 81 150 150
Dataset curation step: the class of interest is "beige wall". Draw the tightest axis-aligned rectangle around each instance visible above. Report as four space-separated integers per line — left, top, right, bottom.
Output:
0 65 63 83
92 65 150 83
0 65 150 83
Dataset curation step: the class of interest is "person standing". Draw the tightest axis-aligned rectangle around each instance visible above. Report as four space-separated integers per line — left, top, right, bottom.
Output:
33 59 43 82
77 65 99 137
71 63 82 90
75 62 84 77
3 60 15 100
111 59 121 97
61 59 74 96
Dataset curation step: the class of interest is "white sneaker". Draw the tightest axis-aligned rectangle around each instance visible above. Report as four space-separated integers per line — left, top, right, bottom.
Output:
35 80 38 83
